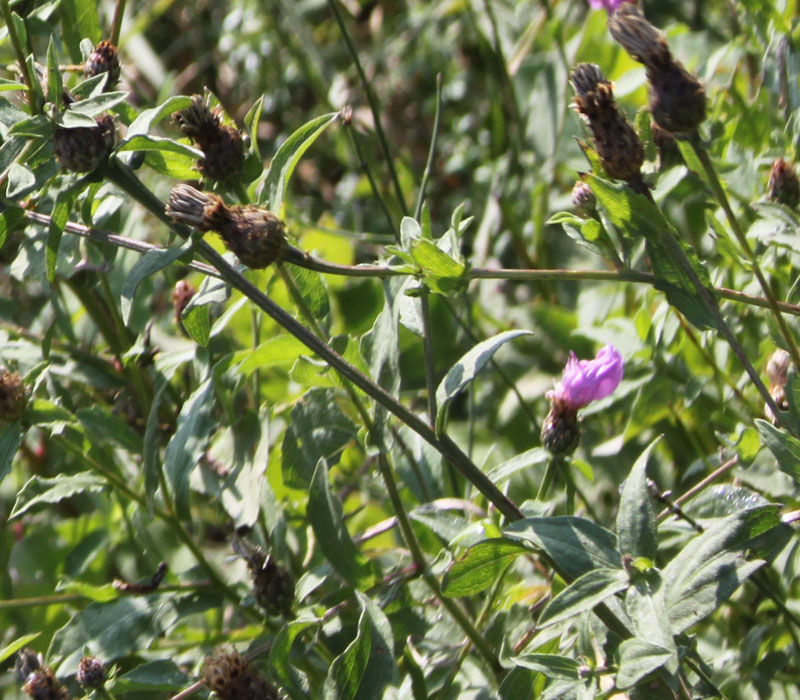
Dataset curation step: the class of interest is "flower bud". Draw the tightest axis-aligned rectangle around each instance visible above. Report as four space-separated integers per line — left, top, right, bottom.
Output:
22 667 69 700
608 5 706 134
233 537 294 617
76 656 105 688
173 95 243 182
766 348 791 424
172 279 197 330
15 649 42 683
541 399 581 456
0 369 27 422
166 185 287 268
53 114 115 172
84 40 120 90
570 63 644 180
768 158 800 209
571 181 596 217
202 647 278 700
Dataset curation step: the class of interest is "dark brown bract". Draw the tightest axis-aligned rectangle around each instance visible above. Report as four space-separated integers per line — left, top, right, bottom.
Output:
53 114 115 172
0 369 27 423
541 398 580 456
202 648 278 700
84 40 121 89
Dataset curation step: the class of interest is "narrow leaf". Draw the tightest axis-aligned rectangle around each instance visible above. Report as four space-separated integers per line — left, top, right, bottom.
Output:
308 458 375 589
324 598 372 700
442 538 529 597
60 0 102 61
436 330 533 434
510 654 581 680
0 423 23 482
0 633 41 665
538 568 630 627
46 192 74 283
258 112 339 211
10 472 107 519
617 437 660 561
269 618 317 696
116 134 204 159
756 418 800 484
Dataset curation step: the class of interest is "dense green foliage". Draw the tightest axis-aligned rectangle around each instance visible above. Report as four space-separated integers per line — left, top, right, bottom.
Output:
2 0 800 698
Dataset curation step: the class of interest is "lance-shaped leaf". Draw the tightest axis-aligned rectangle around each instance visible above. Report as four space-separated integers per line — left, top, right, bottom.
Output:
538 568 630 627
756 418 800 485
442 538 530 597
436 330 533 435
617 437 660 561
11 472 107 519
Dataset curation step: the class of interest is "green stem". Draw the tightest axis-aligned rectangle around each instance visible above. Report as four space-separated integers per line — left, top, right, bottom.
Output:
0 0 40 114
690 134 800 372
110 0 127 46
326 0 407 216
537 456 560 501
414 73 443 221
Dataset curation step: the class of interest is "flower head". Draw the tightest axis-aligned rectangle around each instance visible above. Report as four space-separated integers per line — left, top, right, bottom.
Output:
589 0 626 13
550 344 624 409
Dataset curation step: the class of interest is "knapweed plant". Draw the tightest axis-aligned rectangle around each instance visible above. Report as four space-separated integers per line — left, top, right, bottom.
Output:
2 1 800 698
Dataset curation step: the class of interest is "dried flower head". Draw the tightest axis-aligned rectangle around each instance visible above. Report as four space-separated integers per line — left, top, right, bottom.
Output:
84 40 120 89
768 158 800 209
22 667 70 700
173 95 243 181
76 656 105 688
166 185 287 268
766 348 791 424
570 63 644 181
202 647 278 700
542 345 624 455
53 114 115 172
0 369 27 422
608 5 706 133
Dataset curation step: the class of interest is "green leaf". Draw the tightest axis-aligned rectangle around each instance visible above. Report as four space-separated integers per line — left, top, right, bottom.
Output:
66 91 129 116
143 376 168 508
0 423 23 482
442 538 529 597
308 458 375 589
324 596 372 700
615 638 675 689
46 37 63 112
350 591 396 699
0 633 41 665
663 507 778 634
269 617 318 696
113 660 190 693
435 330 533 435
120 239 193 324
126 96 194 137
141 150 198 179
486 448 549 486
504 516 621 580
55 580 119 602
61 0 102 62
285 265 331 329
0 78 27 92
235 335 308 375
538 568 630 627
616 437 660 561
46 191 74 284
24 399 76 428
409 236 467 294
244 95 265 162
10 472 107 519
164 378 216 519
181 304 210 346
510 654 581 680
76 405 143 454
258 111 339 212
587 174 717 330
281 387 357 488
6 164 35 199
116 134 204 159
756 418 800 484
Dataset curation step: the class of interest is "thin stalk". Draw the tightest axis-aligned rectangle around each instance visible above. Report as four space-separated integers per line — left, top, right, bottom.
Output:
414 73 443 221
537 456 560 501
0 0 40 114
110 0 127 46
102 158 524 522
326 0 407 216
657 456 738 519
16 205 800 319
690 133 800 372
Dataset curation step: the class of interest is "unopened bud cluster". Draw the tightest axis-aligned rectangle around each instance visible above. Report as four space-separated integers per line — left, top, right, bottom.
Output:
76 656 105 688
166 185 287 268
608 4 706 133
53 114 115 172
570 63 644 181
172 279 197 330
766 348 791 424
173 96 243 181
15 649 69 700
768 158 800 209
233 537 295 617
202 647 278 700
571 181 596 217
84 40 120 90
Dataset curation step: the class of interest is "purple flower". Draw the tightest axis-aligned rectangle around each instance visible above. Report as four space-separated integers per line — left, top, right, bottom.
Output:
589 0 626 12
550 344 623 409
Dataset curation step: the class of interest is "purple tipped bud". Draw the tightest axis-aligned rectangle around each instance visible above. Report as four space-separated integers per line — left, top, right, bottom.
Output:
768 158 800 209
551 344 624 409
76 657 105 688
572 181 596 217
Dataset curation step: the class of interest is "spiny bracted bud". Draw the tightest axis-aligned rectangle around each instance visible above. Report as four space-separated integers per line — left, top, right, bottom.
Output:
233 538 295 617
22 667 70 700
541 398 581 456
173 95 243 181
166 185 287 268
202 647 278 700
608 4 706 134
53 114 115 172
84 40 120 90
172 279 197 330
0 369 27 422
76 656 105 688
768 158 800 209
570 63 644 180
15 649 42 683
571 180 596 217
766 348 791 424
